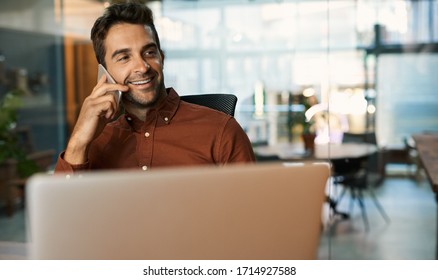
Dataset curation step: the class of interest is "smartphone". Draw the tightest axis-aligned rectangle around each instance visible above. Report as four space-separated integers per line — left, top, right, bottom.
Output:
98 64 122 104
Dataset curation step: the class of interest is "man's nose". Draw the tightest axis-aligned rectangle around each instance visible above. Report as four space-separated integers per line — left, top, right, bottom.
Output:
134 58 150 73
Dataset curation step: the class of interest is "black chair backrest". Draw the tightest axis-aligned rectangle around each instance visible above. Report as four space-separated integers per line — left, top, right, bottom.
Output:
331 156 368 175
180 94 238 117
343 132 377 145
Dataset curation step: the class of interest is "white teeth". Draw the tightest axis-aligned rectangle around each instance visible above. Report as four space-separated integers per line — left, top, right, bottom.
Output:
130 78 151 85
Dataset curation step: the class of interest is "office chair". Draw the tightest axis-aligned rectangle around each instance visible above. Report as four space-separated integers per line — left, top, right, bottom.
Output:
180 94 238 117
342 132 382 175
331 153 390 231
253 141 282 162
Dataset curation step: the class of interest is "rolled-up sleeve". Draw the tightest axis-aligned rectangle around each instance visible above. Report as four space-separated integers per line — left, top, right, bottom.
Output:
54 151 90 173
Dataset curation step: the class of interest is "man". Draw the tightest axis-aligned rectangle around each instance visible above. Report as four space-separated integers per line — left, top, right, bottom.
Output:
55 2 255 173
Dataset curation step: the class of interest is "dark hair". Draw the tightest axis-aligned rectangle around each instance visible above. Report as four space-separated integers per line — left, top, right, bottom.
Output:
90 2 162 66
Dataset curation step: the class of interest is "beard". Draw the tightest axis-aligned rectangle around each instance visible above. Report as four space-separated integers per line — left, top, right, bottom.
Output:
122 80 166 109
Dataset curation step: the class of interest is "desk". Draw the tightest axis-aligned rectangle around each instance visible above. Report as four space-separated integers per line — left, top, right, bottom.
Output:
412 134 438 259
412 134 438 192
254 142 377 161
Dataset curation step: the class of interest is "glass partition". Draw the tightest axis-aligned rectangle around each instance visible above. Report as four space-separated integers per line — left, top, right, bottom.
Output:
0 0 437 260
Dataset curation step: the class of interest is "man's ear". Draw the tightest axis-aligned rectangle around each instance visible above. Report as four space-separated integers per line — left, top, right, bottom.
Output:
160 50 165 65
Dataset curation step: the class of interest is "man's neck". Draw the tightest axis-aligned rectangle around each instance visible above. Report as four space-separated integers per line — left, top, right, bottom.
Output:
126 107 149 121
123 89 168 121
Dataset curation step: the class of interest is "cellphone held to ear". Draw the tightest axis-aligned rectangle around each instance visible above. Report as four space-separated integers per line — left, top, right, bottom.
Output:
97 64 122 104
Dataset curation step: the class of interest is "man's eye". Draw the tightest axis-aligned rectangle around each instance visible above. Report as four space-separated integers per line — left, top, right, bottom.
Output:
144 50 156 57
117 55 129 62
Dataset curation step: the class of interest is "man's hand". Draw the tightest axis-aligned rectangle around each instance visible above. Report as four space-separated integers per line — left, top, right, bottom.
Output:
64 75 128 165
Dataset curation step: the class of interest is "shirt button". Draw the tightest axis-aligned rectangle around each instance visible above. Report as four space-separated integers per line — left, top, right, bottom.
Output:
164 117 169 122
141 165 148 171
144 132 150 137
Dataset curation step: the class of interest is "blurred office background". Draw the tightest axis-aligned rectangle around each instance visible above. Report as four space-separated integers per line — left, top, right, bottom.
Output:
1 0 437 153
1 0 438 259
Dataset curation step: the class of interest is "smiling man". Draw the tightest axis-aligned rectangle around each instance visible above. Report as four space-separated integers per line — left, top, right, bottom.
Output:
55 2 255 172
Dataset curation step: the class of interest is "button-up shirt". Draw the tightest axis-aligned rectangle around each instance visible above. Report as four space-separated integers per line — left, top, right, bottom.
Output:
54 88 255 172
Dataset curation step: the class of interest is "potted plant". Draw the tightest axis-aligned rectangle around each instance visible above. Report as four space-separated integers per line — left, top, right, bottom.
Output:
1 89 55 216
291 94 317 154
0 89 39 179
292 111 316 153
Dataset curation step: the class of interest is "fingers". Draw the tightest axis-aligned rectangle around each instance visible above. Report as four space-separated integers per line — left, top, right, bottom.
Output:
92 75 129 98
83 92 119 120
86 77 128 120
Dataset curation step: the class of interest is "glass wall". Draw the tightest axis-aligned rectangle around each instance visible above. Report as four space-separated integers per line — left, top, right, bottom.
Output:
159 0 438 146
0 1 66 156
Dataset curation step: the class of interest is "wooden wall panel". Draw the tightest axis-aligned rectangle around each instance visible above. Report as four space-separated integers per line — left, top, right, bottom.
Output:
64 36 97 134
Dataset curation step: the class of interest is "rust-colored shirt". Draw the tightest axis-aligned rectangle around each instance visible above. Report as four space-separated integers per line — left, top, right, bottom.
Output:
55 88 255 172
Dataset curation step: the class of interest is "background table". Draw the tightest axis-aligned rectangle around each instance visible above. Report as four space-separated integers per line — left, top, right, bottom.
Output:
254 142 378 161
412 134 438 192
412 134 438 259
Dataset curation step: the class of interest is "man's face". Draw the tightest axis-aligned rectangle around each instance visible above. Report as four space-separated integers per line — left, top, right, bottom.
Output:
104 23 165 108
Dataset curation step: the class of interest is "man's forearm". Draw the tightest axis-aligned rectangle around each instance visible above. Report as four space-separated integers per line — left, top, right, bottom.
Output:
64 140 89 165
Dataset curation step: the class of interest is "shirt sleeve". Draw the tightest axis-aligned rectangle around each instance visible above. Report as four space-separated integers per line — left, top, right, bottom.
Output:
54 151 90 173
218 117 256 164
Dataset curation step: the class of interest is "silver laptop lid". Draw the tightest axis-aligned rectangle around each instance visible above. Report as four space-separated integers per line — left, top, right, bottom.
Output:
26 162 330 260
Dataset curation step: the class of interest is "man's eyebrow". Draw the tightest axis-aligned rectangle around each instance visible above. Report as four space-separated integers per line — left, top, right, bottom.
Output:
142 42 158 51
111 43 158 60
111 48 130 60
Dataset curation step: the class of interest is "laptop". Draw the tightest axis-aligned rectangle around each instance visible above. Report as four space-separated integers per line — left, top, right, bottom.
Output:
26 162 330 260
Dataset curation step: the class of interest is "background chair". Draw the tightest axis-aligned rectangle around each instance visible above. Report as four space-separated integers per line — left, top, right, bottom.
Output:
331 155 390 231
329 132 390 230
342 132 381 177
180 93 238 117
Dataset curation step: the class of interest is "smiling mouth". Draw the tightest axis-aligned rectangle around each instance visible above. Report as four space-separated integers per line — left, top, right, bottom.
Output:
128 77 152 85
